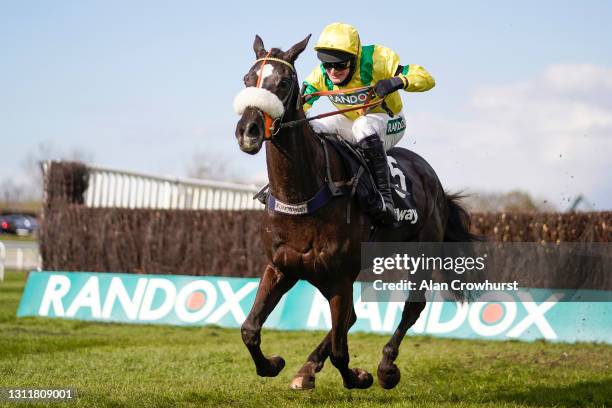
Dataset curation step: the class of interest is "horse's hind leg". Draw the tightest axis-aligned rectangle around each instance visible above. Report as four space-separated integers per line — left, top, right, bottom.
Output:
241 264 297 377
377 293 426 389
291 308 357 390
329 282 373 389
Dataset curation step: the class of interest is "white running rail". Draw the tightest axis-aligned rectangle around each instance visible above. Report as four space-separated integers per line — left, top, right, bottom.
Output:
44 162 265 210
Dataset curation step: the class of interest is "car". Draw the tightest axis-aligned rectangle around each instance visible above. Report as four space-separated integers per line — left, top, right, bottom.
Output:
0 214 38 236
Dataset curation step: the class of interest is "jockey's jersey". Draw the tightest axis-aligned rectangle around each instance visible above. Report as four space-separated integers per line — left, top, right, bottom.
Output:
303 44 435 121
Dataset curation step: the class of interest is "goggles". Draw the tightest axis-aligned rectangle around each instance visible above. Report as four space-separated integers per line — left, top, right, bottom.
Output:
322 60 351 71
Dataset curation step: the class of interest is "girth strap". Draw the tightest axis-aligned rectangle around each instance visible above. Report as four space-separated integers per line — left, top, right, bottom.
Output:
252 135 357 220
267 183 349 216
320 136 343 197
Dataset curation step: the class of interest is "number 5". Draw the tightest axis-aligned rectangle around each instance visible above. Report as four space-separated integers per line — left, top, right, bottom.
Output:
387 156 406 198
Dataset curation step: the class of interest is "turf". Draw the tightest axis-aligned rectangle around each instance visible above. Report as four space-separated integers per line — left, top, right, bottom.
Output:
0 271 610 407
0 234 37 243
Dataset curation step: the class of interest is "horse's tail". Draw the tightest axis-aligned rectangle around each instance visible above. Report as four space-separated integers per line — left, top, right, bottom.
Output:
442 193 482 302
443 192 480 243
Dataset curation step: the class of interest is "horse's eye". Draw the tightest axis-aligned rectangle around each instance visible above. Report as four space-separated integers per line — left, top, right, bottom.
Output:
279 79 291 89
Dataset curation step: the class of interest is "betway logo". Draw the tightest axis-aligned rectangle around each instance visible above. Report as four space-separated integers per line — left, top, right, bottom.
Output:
38 275 258 324
307 291 563 340
396 208 418 224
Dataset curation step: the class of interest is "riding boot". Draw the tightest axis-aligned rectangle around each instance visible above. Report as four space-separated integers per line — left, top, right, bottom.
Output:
358 135 398 225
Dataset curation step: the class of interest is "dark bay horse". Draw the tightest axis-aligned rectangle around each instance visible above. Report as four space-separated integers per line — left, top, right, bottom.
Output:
234 35 476 390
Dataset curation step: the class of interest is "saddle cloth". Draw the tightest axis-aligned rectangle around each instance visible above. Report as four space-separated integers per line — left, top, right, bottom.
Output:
323 134 418 225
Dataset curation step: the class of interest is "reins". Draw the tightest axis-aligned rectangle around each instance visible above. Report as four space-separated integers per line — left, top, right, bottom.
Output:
251 57 389 137
279 86 389 130
279 93 382 130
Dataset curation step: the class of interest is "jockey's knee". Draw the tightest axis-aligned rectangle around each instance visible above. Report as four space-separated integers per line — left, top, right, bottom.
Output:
352 117 382 143
385 131 404 151
310 119 329 134
311 116 355 142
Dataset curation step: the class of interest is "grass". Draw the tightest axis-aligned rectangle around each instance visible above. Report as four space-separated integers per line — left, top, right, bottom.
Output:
0 234 37 243
0 200 42 214
0 271 611 407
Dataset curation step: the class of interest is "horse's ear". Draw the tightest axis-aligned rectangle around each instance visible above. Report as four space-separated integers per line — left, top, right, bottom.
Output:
284 34 311 63
253 35 267 58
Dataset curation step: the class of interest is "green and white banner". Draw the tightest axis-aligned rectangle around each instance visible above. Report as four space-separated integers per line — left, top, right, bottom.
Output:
17 271 612 344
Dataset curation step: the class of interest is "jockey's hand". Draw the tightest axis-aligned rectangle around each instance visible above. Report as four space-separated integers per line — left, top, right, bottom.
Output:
373 77 404 98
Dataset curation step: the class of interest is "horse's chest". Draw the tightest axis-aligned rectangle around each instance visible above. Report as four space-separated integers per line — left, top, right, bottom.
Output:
271 244 320 276
263 223 346 276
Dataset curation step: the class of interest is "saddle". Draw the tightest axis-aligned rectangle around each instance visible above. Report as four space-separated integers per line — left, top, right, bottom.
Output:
323 134 418 224
255 133 418 225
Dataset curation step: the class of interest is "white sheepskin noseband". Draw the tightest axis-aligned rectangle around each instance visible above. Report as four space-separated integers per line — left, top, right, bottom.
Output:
233 87 285 118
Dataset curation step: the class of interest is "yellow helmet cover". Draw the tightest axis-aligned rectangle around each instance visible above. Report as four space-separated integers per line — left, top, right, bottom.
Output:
314 22 361 56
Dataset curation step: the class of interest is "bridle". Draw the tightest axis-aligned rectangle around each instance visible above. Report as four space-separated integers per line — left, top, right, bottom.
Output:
252 53 299 140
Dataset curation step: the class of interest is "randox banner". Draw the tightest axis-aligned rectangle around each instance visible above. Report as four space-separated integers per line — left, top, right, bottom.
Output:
17 271 612 344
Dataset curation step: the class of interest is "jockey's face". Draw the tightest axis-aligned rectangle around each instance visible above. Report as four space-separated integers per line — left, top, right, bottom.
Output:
325 64 350 85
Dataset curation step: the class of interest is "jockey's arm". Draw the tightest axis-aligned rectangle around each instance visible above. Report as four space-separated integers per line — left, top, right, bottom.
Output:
302 84 317 113
395 64 435 92
302 67 324 113
373 45 435 98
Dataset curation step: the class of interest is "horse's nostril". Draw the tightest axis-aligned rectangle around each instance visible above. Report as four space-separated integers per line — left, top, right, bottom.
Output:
246 122 260 138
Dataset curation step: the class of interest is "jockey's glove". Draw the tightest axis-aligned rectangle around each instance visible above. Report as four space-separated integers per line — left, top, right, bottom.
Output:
373 77 405 98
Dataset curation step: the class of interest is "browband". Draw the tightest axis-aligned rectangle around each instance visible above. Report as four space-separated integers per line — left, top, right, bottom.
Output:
253 57 296 72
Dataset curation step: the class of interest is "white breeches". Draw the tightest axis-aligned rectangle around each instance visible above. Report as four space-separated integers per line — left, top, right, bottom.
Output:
310 112 406 151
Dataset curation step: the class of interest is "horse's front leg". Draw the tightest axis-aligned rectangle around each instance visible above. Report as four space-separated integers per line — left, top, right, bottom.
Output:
290 308 357 390
241 264 297 377
377 292 427 389
329 281 373 389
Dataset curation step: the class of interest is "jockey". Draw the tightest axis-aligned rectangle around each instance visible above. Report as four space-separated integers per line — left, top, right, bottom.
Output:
303 22 435 225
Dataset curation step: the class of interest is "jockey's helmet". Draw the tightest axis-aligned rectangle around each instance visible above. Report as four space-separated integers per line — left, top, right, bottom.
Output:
314 22 360 63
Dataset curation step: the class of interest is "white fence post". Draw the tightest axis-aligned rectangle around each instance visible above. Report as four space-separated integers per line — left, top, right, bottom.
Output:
0 242 5 282
70 163 265 211
16 248 23 271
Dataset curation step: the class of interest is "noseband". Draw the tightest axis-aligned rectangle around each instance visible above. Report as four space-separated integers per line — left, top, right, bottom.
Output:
252 54 299 140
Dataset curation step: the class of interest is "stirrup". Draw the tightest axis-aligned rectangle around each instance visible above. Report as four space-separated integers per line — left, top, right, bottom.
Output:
379 203 398 225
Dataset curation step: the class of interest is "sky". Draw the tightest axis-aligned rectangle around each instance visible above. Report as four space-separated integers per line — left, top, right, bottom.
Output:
1 0 611 209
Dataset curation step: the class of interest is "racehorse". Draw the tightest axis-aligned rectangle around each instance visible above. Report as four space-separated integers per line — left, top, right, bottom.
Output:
233 35 477 390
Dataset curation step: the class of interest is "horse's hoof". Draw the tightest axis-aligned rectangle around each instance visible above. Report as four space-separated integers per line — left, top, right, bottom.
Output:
268 355 285 376
344 368 373 389
257 355 285 377
377 362 401 389
290 374 315 390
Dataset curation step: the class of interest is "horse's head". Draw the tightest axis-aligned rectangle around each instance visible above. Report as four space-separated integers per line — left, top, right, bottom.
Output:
234 34 310 154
